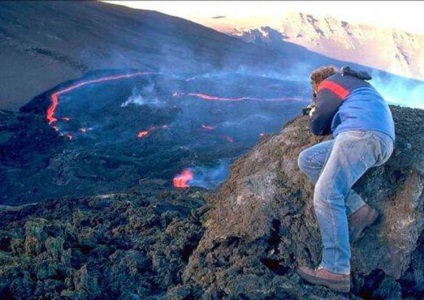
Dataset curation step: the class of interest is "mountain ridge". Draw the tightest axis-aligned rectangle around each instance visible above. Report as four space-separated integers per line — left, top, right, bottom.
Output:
232 11 424 81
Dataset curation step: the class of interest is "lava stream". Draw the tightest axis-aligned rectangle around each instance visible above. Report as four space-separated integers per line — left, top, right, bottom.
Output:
47 71 154 124
137 125 169 139
138 131 149 138
201 124 216 131
173 92 304 102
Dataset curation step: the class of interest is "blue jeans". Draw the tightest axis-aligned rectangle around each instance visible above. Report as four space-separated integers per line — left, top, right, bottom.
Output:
298 130 394 274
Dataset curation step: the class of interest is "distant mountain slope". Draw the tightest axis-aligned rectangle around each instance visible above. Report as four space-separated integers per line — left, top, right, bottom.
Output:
0 1 287 111
232 12 424 81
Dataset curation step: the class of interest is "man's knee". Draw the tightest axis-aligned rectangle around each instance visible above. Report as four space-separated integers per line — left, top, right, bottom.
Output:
313 180 328 207
313 179 346 212
298 149 310 174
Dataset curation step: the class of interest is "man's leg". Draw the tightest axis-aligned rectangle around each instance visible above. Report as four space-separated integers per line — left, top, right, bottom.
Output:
313 131 378 274
298 140 365 216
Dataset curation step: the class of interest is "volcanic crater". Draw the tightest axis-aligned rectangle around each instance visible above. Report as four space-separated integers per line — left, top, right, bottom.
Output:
1 69 309 205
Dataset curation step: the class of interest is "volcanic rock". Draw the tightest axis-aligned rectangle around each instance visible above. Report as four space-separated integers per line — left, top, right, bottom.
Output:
183 105 424 299
0 185 208 299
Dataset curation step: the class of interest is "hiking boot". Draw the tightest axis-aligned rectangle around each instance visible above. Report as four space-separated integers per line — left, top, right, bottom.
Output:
297 266 350 293
349 204 379 243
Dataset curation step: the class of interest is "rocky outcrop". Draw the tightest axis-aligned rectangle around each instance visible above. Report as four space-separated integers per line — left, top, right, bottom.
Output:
0 105 423 299
0 186 208 299
183 105 424 299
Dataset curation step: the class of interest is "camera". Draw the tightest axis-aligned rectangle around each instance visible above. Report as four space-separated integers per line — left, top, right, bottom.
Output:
302 105 314 116
302 91 316 116
302 99 317 116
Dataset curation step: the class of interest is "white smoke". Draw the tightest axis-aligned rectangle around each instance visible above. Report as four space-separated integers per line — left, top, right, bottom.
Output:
188 160 230 189
121 85 162 107
371 72 424 109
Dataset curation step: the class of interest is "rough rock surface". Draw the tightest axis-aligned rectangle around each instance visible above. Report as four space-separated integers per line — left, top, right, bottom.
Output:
0 186 208 299
0 105 423 299
183 105 424 299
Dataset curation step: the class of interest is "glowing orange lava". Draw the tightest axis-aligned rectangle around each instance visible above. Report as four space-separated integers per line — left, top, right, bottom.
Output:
187 93 245 101
47 93 59 124
173 92 304 103
173 169 194 188
137 125 169 139
46 71 154 124
138 131 149 138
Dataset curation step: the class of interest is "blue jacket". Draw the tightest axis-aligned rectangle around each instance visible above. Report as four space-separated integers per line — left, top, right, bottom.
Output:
310 73 395 141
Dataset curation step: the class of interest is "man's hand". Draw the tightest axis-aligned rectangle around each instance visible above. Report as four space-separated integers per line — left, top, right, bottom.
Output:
302 104 316 116
309 105 316 117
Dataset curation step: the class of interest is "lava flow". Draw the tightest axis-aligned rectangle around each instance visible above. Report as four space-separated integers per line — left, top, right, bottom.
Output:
173 169 194 188
41 71 307 191
201 124 216 131
138 131 149 138
138 125 169 139
173 92 303 102
46 71 154 124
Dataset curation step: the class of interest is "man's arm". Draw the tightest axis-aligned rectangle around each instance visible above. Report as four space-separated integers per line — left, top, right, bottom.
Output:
309 89 342 136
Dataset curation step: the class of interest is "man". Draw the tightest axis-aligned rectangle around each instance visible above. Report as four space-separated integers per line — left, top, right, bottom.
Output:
296 65 395 293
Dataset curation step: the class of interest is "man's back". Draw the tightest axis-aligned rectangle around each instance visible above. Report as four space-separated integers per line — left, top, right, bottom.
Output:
310 72 395 141
332 85 395 141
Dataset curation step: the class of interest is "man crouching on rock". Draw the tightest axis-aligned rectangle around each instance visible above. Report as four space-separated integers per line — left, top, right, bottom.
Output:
296 65 395 293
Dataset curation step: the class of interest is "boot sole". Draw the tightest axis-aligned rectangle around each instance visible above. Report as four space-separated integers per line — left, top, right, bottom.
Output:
297 269 350 293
